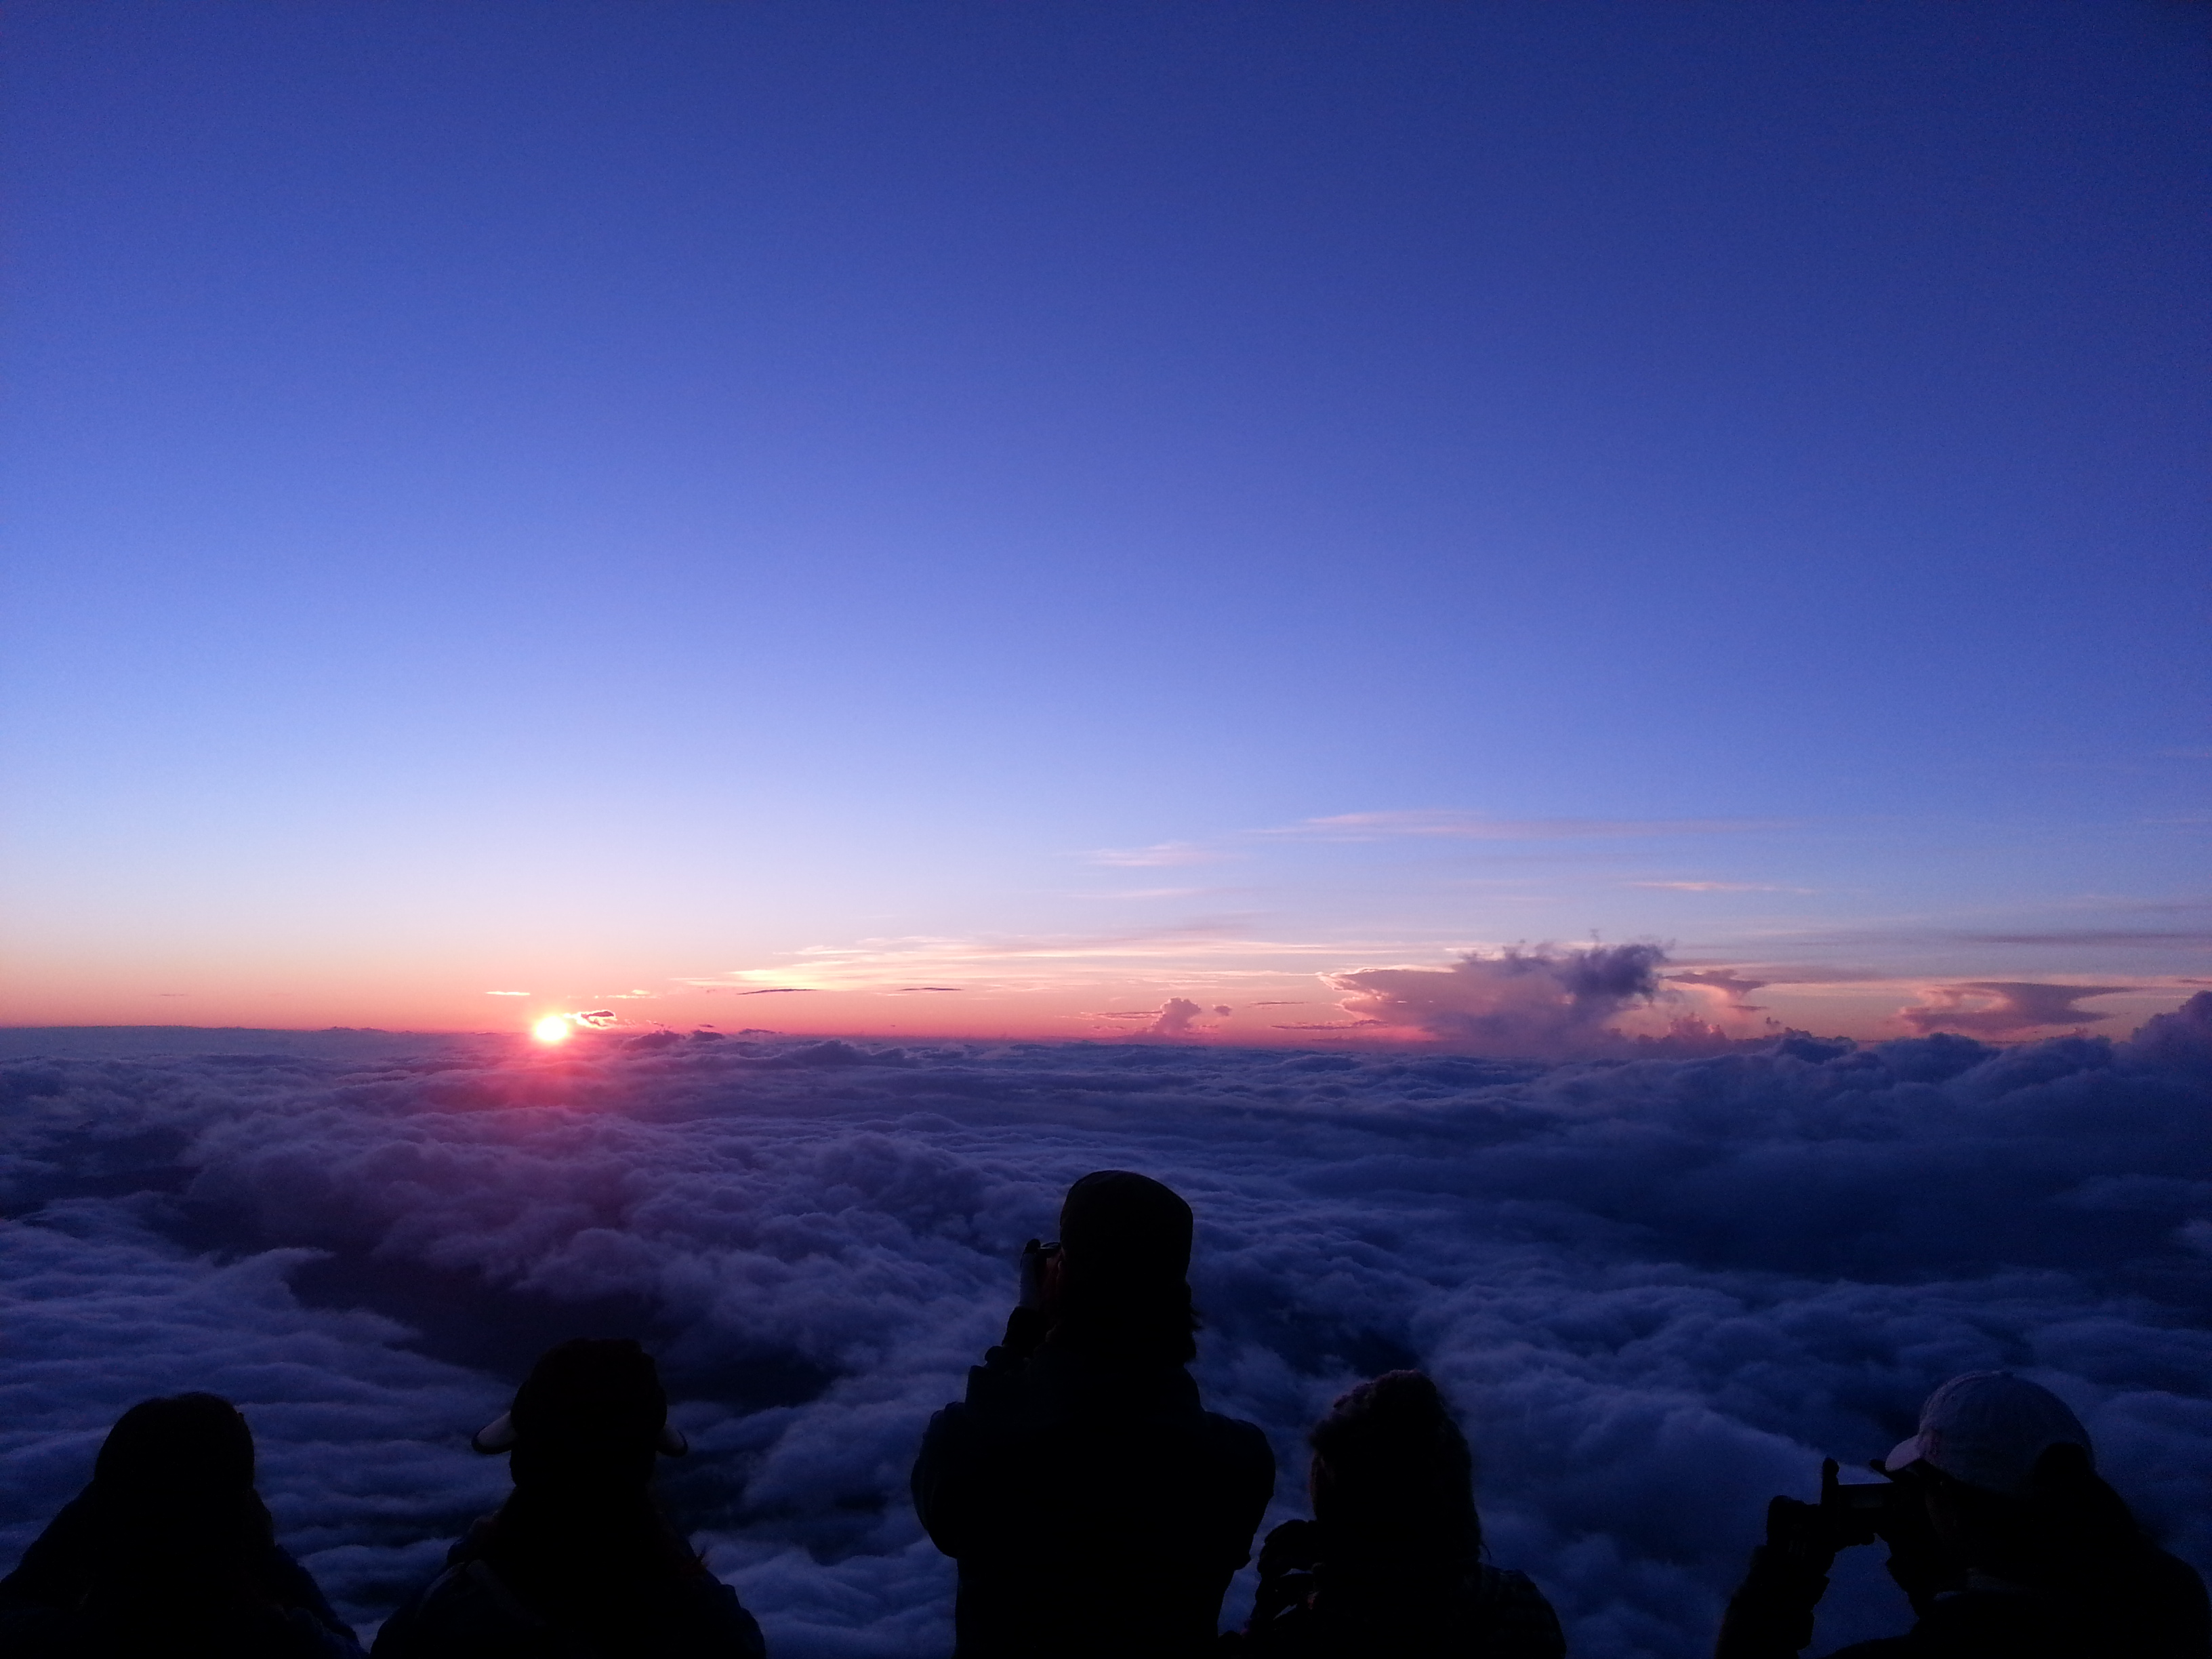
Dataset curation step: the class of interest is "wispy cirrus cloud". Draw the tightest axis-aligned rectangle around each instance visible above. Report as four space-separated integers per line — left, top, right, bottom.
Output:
1953 929 2212 947
1084 841 1223 867
1076 886 1222 900
1077 808 1796 874
675 920 1343 996
1629 880 1811 893
1265 809 1793 842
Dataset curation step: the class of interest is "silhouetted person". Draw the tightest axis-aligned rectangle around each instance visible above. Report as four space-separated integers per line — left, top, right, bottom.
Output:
1716 1370 2210 1658
1232 1370 1565 1658
372 1338 764 1659
0 1391 364 1658
912 1170 1274 1658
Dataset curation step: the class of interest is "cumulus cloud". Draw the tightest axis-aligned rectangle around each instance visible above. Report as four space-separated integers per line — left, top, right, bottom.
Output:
2 997 2209 1658
1329 944 1668 1057
1900 981 2130 1035
1148 998 1206 1036
1089 999 1221 1036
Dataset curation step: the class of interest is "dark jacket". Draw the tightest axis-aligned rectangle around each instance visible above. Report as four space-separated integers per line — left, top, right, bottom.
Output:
1231 1518 1566 1659
369 1518 764 1659
0 1494 363 1659
912 1313 1275 1658
1717 1542 2212 1659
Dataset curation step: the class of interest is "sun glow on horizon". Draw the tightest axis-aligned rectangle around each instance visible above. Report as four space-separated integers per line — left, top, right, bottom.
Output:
533 1015 571 1044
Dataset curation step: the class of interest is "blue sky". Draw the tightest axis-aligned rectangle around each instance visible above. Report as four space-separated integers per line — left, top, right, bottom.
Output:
3 1 2206 1040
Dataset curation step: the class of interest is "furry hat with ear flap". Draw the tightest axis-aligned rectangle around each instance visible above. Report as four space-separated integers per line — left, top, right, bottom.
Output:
473 1338 687 1459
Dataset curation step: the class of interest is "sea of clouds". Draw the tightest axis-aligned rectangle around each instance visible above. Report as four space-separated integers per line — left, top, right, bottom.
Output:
4 1000 2210 1657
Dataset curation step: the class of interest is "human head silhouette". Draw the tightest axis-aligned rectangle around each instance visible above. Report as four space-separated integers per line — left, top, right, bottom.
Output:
1308 1371 1481 1566
474 1338 687 1492
1882 1370 2092 1496
1059 1170 1194 1281
94 1393 257 1501
74 1394 279 1637
1050 1171 1199 1364
1882 1371 2149 1580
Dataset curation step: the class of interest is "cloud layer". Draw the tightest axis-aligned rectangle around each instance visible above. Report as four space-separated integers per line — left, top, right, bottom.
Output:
3 1002 2210 1657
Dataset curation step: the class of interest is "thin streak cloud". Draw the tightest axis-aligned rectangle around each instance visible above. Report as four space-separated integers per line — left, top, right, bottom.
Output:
1266 810 1795 842
1084 842 1223 867
1629 881 1809 893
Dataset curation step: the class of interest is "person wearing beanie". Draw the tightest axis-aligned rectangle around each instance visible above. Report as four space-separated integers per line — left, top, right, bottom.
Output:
372 1338 764 1659
1231 1370 1565 1658
912 1170 1275 1657
0 1392 364 1658
1715 1370 2210 1659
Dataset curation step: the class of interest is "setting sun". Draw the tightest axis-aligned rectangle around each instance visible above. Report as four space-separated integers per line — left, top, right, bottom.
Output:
532 1015 571 1044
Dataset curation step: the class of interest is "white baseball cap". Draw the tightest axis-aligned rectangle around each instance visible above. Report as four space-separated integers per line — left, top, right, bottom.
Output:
1883 1370 2091 1497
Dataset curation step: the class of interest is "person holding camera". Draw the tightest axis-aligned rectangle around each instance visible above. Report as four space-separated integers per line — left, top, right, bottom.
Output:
1715 1370 2209 1658
911 1170 1275 1658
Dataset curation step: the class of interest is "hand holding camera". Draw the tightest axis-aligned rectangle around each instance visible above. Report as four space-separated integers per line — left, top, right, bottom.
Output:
1763 1459 1891 1568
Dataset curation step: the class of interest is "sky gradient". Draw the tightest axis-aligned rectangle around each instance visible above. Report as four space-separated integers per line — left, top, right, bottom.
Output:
3 1 2207 1046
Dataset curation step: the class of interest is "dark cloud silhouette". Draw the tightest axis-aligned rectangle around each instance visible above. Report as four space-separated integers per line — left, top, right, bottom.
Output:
1329 943 1668 1057
2 997 2209 1657
1901 981 2131 1034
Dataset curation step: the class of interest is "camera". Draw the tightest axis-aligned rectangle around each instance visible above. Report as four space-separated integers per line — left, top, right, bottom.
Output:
1832 1482 1894 1515
1018 1239 1063 1310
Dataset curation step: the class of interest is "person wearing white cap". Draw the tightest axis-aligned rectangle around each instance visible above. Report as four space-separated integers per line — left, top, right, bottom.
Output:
1715 1370 2208 1658
372 1338 765 1658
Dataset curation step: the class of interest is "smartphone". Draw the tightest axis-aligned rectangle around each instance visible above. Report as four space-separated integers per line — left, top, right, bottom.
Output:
1833 1483 1892 1514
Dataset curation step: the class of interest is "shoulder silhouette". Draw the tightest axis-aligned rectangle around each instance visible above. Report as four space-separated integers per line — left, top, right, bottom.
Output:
0 1391 364 1658
1233 1369 1564 1659
372 1338 764 1659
